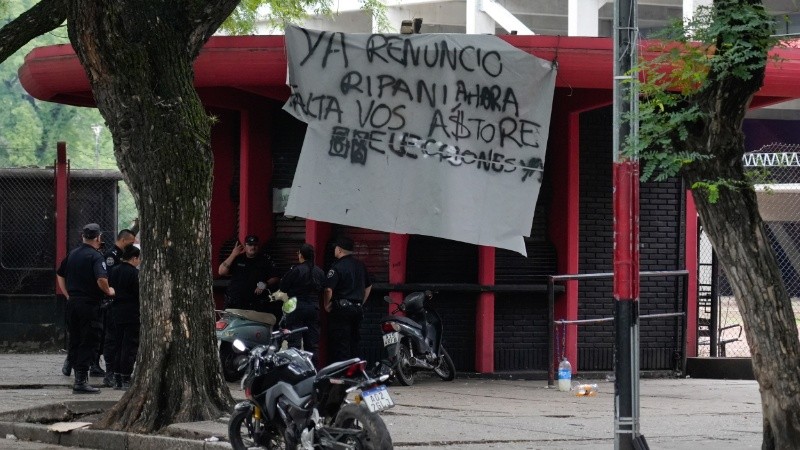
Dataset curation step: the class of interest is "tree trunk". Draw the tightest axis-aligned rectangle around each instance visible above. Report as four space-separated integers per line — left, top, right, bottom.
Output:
680 38 800 444
64 1 239 432
687 163 800 448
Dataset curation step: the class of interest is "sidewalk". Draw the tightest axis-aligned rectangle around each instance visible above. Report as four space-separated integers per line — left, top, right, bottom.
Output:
0 353 763 449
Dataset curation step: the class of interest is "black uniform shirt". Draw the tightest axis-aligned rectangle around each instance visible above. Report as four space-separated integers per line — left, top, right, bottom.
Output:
104 245 123 270
109 262 140 324
280 261 324 305
56 243 108 301
226 253 278 306
324 255 371 302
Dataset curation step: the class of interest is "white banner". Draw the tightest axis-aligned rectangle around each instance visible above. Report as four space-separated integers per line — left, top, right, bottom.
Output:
282 26 556 255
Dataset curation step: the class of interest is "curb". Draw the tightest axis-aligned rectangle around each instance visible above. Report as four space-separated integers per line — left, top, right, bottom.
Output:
0 421 232 449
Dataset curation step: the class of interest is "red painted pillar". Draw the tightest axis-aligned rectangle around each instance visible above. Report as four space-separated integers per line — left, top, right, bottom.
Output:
551 111 581 373
475 245 495 373
55 142 68 294
684 190 698 357
306 219 331 366
388 234 408 307
238 108 273 242
564 112 580 372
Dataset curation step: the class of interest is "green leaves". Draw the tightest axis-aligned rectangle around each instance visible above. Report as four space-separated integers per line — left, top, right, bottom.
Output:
628 0 776 194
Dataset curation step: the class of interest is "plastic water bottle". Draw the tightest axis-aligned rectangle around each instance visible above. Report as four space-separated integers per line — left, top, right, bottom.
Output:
558 358 572 392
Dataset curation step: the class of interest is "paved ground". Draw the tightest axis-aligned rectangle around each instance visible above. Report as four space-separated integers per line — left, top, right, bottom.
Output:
0 353 763 449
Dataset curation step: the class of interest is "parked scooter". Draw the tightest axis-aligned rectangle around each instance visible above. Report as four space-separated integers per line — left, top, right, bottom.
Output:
216 308 277 382
216 291 294 382
229 320 394 449
377 291 456 386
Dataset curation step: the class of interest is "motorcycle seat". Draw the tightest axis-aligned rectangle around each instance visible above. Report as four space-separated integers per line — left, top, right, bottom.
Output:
317 358 361 378
382 315 423 330
225 309 276 326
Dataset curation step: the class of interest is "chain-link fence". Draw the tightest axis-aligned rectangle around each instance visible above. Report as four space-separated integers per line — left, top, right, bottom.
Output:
697 143 800 357
0 165 138 297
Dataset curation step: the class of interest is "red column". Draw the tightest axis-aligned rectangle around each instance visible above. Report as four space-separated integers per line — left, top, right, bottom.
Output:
684 190 698 357
388 234 408 307
551 111 581 373
238 108 273 242
475 245 495 373
564 112 580 372
54 142 68 294
306 219 331 366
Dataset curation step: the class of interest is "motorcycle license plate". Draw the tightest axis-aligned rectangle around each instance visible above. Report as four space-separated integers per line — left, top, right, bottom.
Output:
361 385 394 413
382 332 399 347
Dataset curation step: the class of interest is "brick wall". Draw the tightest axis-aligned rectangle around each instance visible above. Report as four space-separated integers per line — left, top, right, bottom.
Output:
578 106 685 371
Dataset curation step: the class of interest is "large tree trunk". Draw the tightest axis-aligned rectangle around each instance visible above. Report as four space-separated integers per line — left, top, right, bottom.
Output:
677 2 800 442
687 163 800 448
64 1 239 432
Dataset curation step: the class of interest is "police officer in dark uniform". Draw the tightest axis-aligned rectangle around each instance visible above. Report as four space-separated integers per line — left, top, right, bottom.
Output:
56 223 115 394
108 244 141 390
219 234 281 317
280 243 324 366
99 229 136 387
323 236 372 364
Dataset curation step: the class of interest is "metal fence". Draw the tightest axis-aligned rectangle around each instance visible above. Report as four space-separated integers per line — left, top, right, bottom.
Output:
0 164 138 298
697 143 800 357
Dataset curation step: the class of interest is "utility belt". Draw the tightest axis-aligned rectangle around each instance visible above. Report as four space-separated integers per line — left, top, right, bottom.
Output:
71 297 101 304
334 298 362 309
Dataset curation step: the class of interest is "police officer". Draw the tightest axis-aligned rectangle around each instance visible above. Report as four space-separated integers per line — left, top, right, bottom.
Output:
219 234 281 316
56 223 115 394
100 229 136 387
280 243 324 366
108 244 141 390
323 236 372 364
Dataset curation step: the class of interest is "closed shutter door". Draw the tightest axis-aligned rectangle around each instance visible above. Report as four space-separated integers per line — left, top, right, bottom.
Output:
405 236 478 371
266 216 307 275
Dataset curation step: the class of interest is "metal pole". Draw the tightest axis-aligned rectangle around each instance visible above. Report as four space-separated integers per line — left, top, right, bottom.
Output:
613 0 640 448
91 124 102 169
547 277 555 387
710 251 719 357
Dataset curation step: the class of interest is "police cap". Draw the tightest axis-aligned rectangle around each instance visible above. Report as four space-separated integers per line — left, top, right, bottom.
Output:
82 223 101 239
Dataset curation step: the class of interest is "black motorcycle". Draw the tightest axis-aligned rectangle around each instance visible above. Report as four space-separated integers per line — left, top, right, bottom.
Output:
377 291 456 386
229 327 394 450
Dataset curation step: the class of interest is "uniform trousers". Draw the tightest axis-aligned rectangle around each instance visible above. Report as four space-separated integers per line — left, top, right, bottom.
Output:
285 303 320 366
327 304 363 364
66 298 102 372
102 307 116 373
113 322 139 376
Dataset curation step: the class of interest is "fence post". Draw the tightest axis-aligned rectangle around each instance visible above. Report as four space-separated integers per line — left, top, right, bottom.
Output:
55 142 69 348
547 276 555 386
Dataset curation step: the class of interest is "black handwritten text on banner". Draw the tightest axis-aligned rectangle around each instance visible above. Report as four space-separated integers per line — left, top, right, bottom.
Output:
283 26 556 255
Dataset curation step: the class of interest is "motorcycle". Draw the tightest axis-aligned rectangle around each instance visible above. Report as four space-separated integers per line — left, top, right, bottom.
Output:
216 306 278 382
377 291 456 386
228 325 394 449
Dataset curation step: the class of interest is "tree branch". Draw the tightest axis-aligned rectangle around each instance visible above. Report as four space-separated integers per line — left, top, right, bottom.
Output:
0 0 69 64
184 0 242 58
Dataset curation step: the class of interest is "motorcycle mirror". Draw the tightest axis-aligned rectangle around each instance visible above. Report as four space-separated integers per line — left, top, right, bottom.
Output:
232 339 247 352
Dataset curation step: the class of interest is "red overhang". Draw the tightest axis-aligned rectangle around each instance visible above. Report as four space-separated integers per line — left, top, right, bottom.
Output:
19 34 800 108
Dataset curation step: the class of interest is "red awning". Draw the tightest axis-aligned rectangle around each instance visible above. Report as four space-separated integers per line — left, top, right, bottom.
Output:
19 35 800 108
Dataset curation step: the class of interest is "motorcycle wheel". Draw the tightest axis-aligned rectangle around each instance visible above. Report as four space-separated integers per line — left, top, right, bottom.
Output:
433 347 456 381
228 407 284 450
220 341 244 382
333 403 393 450
394 341 415 386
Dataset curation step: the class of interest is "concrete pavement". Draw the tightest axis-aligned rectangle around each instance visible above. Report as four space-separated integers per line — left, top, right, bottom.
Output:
0 353 763 449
